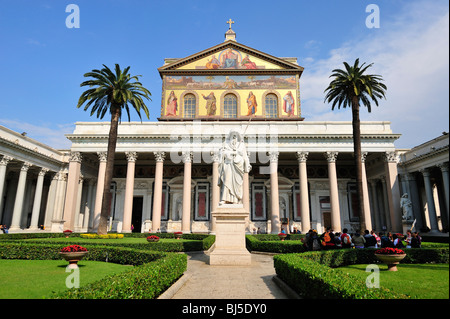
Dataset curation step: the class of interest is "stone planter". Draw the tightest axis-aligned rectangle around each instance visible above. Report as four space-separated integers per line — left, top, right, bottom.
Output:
278 234 287 241
147 238 159 243
375 253 406 271
63 230 72 238
174 232 182 240
59 251 88 269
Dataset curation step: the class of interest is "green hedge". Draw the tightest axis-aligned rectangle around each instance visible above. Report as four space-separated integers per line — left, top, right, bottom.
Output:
273 248 449 299
0 242 187 299
1 233 215 252
246 235 306 253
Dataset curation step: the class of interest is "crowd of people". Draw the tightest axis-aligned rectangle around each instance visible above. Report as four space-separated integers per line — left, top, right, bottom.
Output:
302 227 422 251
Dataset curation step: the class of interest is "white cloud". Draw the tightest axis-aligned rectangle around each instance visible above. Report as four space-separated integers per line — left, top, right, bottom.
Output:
300 1 449 148
0 119 74 150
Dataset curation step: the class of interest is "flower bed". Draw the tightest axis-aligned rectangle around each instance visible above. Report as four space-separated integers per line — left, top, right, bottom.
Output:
60 244 88 252
375 247 405 255
80 233 124 239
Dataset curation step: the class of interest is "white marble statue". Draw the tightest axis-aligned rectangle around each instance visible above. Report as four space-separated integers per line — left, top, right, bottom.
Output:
218 130 251 204
400 193 414 221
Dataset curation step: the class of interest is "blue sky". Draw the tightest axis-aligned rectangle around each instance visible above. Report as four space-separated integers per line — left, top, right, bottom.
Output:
0 0 448 149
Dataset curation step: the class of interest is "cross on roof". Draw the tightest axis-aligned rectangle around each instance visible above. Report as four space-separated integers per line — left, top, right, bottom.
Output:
226 19 234 29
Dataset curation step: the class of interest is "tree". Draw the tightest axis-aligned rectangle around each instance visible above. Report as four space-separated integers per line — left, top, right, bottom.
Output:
77 64 151 234
324 58 386 232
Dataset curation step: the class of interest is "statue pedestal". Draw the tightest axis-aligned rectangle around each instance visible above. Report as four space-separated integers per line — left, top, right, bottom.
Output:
209 204 251 266
402 220 414 234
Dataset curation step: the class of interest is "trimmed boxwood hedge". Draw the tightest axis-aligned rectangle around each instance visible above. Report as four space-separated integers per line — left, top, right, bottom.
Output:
0 242 187 299
246 234 306 253
0 233 215 252
273 247 449 299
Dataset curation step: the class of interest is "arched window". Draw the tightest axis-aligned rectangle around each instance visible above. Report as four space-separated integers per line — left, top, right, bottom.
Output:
265 94 278 118
223 94 237 118
183 94 196 118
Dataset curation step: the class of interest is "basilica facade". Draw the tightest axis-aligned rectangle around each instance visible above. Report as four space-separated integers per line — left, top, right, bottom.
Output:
1 27 448 235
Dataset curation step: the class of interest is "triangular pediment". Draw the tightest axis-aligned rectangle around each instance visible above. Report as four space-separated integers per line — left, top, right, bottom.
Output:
158 41 304 74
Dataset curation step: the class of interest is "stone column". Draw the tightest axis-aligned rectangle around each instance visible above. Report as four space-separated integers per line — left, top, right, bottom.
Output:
210 151 220 233
29 167 49 230
43 172 57 229
74 174 84 230
83 180 95 231
63 152 82 230
324 151 341 231
122 151 138 233
152 151 165 232
420 168 439 232
361 152 372 231
437 163 449 226
269 151 280 234
9 162 32 231
182 151 193 233
384 152 402 232
297 151 311 233
380 176 392 230
0 155 13 221
93 151 107 230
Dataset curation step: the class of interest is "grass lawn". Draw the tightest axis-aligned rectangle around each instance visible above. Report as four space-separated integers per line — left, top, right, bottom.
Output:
0 259 133 299
337 263 449 299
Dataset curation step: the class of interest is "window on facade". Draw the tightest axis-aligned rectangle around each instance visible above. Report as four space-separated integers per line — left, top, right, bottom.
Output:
195 183 210 220
251 183 266 221
265 94 278 118
183 94 196 118
347 183 360 222
223 94 237 118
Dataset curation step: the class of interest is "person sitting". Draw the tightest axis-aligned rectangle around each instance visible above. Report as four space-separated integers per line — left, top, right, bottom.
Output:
320 227 336 249
352 231 366 249
393 233 405 248
410 232 422 248
340 228 352 248
380 232 394 248
363 230 378 248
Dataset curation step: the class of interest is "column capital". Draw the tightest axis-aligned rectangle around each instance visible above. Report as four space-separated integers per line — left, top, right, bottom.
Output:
0 155 13 166
419 167 431 177
296 151 309 163
211 151 220 163
97 151 107 162
361 152 368 162
384 151 398 163
268 151 279 163
125 151 138 162
324 151 338 162
153 151 166 162
437 162 449 172
69 151 82 163
20 162 32 172
182 151 193 163
38 168 49 176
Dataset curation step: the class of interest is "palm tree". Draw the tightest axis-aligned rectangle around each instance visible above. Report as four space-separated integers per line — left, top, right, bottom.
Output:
77 64 151 235
324 58 386 232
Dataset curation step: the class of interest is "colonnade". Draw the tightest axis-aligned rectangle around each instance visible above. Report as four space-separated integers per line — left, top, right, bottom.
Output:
58 149 405 234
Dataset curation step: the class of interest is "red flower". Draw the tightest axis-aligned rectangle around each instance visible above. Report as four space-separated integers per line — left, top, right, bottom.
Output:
60 244 88 253
63 230 72 233
147 235 159 240
278 233 287 236
375 247 405 255
174 232 182 234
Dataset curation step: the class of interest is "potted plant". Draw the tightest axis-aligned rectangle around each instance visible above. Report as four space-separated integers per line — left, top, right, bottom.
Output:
59 244 88 269
174 232 183 240
278 232 287 241
63 229 73 238
147 235 160 243
374 247 406 271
